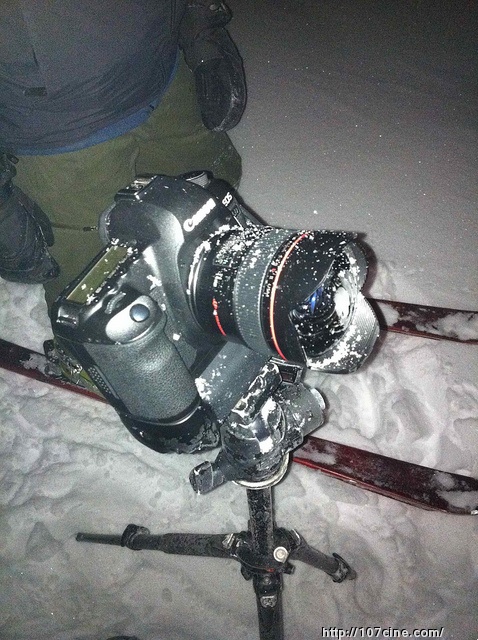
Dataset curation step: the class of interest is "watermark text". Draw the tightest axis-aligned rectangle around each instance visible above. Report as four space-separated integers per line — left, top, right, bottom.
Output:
321 628 444 639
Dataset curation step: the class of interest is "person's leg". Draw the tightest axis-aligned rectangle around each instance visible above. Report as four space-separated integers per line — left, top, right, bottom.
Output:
134 58 241 187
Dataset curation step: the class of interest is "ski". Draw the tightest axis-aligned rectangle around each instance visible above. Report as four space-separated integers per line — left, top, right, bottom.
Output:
1 336 477 514
293 437 478 515
0 337 107 403
370 298 478 344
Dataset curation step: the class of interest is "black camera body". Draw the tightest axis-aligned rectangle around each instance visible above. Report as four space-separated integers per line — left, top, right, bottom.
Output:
52 173 378 454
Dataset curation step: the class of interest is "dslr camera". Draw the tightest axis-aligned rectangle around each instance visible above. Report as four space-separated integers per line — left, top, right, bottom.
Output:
52 173 378 458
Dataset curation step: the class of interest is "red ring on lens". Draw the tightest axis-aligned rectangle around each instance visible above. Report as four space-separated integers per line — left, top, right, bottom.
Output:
269 233 309 360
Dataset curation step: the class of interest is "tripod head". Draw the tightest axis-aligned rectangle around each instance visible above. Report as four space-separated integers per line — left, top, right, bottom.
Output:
189 360 325 494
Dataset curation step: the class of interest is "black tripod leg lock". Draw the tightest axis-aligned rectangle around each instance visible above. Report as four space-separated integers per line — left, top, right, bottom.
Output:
121 524 151 549
330 553 357 582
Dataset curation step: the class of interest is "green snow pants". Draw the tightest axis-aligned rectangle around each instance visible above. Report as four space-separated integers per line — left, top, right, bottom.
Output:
13 58 242 311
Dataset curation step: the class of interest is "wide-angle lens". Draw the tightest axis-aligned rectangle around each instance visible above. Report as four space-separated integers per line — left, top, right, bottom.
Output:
190 227 378 372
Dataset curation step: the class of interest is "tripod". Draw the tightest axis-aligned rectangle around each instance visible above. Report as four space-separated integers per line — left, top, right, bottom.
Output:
76 362 356 640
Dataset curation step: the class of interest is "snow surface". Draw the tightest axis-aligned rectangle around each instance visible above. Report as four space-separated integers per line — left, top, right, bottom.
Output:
1 2 477 639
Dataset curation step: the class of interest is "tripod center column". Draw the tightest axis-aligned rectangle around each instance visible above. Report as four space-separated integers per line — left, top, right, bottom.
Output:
247 487 275 555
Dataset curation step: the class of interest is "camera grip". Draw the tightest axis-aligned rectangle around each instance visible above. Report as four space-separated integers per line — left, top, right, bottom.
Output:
84 321 199 424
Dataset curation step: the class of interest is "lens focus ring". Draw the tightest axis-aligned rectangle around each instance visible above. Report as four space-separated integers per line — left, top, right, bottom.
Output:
233 228 296 356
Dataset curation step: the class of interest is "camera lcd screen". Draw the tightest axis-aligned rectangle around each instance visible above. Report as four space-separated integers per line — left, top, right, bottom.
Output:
67 244 129 305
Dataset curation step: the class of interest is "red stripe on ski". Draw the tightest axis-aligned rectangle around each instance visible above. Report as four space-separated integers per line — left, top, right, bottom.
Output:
293 437 478 515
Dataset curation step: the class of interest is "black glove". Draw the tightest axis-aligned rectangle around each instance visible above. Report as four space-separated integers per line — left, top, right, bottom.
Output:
179 1 247 132
0 154 60 284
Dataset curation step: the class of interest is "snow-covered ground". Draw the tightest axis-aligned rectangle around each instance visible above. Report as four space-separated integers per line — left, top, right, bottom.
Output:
1 2 477 639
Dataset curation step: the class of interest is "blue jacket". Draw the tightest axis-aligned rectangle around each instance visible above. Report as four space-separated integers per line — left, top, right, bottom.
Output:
0 0 186 153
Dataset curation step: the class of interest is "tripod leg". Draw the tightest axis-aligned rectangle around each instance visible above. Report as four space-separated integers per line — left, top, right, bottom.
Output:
253 573 284 640
247 488 285 640
290 533 356 582
77 525 234 559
